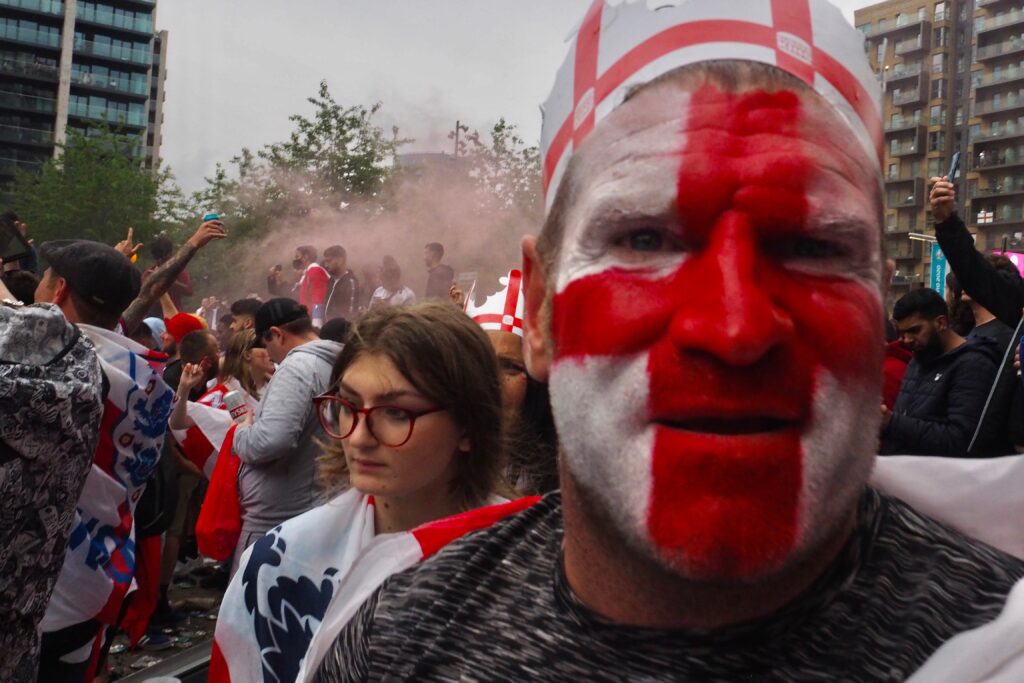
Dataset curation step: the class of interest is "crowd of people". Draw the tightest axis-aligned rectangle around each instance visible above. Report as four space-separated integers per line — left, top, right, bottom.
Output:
3 1 1024 681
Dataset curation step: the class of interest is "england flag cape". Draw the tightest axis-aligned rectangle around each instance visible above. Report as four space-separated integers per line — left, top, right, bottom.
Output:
172 378 260 477
41 325 173 636
211 491 538 683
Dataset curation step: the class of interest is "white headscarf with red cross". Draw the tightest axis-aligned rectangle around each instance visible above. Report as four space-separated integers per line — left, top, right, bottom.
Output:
540 0 882 211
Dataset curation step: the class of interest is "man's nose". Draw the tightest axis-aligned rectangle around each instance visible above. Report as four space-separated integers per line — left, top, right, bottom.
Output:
668 214 794 366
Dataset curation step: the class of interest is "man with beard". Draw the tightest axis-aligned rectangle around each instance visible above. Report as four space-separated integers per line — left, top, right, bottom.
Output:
323 245 360 321
881 288 999 456
307 2 1024 681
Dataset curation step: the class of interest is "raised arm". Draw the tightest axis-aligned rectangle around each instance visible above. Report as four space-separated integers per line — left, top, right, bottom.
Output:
121 221 226 336
931 177 1024 326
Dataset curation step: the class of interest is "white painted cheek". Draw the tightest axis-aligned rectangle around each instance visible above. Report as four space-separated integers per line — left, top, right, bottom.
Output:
550 352 654 547
797 369 879 550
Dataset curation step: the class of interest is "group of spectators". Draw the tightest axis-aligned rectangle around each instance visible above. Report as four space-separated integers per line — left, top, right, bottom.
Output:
4 2 1024 682
265 241 456 320
880 179 1024 460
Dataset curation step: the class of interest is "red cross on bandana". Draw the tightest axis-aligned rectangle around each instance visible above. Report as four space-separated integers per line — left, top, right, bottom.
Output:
544 0 882 198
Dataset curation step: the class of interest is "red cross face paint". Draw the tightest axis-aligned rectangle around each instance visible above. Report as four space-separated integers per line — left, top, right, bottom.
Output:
548 73 884 581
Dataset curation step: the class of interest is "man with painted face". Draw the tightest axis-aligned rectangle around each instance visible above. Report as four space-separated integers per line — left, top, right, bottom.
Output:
309 2 1024 681
880 289 999 456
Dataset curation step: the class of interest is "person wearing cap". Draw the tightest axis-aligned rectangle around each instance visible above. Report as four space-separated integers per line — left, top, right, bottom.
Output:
28 239 176 679
231 298 343 569
307 2 1024 681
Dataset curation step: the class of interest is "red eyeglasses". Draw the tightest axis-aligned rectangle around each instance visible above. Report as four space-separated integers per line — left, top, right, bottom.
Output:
313 395 444 447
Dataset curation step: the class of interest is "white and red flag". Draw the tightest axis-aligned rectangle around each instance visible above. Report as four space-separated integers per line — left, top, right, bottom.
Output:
172 378 260 477
40 325 173 652
210 492 537 683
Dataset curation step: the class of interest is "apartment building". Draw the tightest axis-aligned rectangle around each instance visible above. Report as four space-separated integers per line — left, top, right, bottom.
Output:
0 0 167 202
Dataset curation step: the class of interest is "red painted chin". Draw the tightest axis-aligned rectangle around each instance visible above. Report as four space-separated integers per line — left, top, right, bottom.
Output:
645 421 803 578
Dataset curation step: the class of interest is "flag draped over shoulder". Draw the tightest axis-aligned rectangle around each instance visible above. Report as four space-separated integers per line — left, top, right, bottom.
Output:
41 325 173 632
173 378 259 477
211 493 539 683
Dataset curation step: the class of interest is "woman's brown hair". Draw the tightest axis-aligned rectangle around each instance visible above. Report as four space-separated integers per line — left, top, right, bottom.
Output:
220 329 262 400
318 301 505 510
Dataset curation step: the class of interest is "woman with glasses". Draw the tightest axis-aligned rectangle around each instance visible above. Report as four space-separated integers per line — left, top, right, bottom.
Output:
214 302 509 683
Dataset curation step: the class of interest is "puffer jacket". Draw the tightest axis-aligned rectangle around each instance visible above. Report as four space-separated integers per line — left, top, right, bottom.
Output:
881 337 1000 457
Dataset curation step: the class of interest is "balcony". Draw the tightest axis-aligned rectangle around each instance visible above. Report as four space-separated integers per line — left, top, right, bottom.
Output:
884 118 925 137
888 179 926 208
890 142 922 158
895 33 930 56
973 207 1024 226
73 36 151 66
974 149 1024 170
884 63 923 88
76 5 153 36
70 69 148 97
892 243 924 261
0 89 55 114
977 9 1024 35
978 36 1024 61
868 17 930 39
974 94 1024 115
68 101 145 127
0 156 42 176
886 223 914 235
0 56 58 82
0 23 61 49
973 179 1024 197
980 0 1019 7
0 123 53 145
0 0 62 15
975 66 1024 91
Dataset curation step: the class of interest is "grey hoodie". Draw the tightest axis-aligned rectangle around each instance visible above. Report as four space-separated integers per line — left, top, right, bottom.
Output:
234 339 343 533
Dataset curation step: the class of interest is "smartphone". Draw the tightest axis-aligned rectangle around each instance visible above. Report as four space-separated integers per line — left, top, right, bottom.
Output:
0 217 31 264
948 151 961 183
202 212 221 222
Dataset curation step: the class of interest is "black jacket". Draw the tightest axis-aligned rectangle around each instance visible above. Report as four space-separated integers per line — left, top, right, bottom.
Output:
967 319 1018 456
325 270 359 321
881 337 1000 457
935 213 1024 327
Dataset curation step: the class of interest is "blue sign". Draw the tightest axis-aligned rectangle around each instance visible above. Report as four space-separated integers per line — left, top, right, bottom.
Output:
930 242 947 296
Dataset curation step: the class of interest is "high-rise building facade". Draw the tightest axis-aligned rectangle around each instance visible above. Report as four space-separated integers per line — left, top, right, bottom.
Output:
857 0 1024 292
0 0 167 201
856 0 966 295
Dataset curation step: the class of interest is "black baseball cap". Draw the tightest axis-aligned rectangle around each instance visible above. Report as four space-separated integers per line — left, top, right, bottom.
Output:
39 240 141 315
253 298 309 346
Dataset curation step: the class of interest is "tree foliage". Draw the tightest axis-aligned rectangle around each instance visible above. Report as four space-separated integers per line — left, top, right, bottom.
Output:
463 118 542 221
12 126 187 246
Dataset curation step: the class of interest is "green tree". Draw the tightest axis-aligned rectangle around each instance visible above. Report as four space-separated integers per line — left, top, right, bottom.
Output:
12 126 185 246
463 118 543 221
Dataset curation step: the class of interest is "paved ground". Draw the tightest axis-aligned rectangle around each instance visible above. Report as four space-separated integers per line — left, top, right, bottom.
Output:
105 562 225 679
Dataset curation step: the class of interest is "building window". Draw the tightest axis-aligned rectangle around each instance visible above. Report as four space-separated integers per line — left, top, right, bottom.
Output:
889 163 899 180
857 23 872 35
929 131 946 152
877 41 886 65
928 158 943 177
931 78 947 99
934 27 948 48
956 107 964 125
932 52 946 73
930 105 945 124
935 1 946 21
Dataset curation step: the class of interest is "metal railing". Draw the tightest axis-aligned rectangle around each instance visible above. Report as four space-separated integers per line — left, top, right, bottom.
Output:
77 5 153 34
975 95 1024 115
977 8 1024 33
977 36 1024 59
895 35 928 54
0 0 62 14
0 57 58 80
73 36 151 65
71 69 148 95
68 100 145 126
0 89 56 113
0 22 61 48
0 123 53 144
893 89 923 105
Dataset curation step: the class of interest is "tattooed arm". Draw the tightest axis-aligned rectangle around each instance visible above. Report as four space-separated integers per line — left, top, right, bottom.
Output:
121 220 226 336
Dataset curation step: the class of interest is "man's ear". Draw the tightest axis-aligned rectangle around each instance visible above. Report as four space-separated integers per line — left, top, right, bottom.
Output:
521 236 553 383
52 276 71 306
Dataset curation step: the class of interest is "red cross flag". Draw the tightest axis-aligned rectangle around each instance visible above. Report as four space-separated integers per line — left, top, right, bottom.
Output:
465 269 525 337
541 0 882 210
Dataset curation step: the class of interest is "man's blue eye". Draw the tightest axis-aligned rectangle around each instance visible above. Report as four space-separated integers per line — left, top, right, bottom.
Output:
623 229 664 252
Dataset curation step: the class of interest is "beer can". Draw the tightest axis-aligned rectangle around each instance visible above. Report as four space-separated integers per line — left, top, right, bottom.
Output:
224 390 250 424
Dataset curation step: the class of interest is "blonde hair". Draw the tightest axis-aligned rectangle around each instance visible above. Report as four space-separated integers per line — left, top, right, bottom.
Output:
219 329 262 400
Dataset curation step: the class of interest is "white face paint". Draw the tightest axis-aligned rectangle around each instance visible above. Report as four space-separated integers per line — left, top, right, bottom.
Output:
546 75 885 581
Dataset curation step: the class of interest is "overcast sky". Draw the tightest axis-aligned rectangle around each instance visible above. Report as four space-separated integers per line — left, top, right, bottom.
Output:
155 0 875 193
